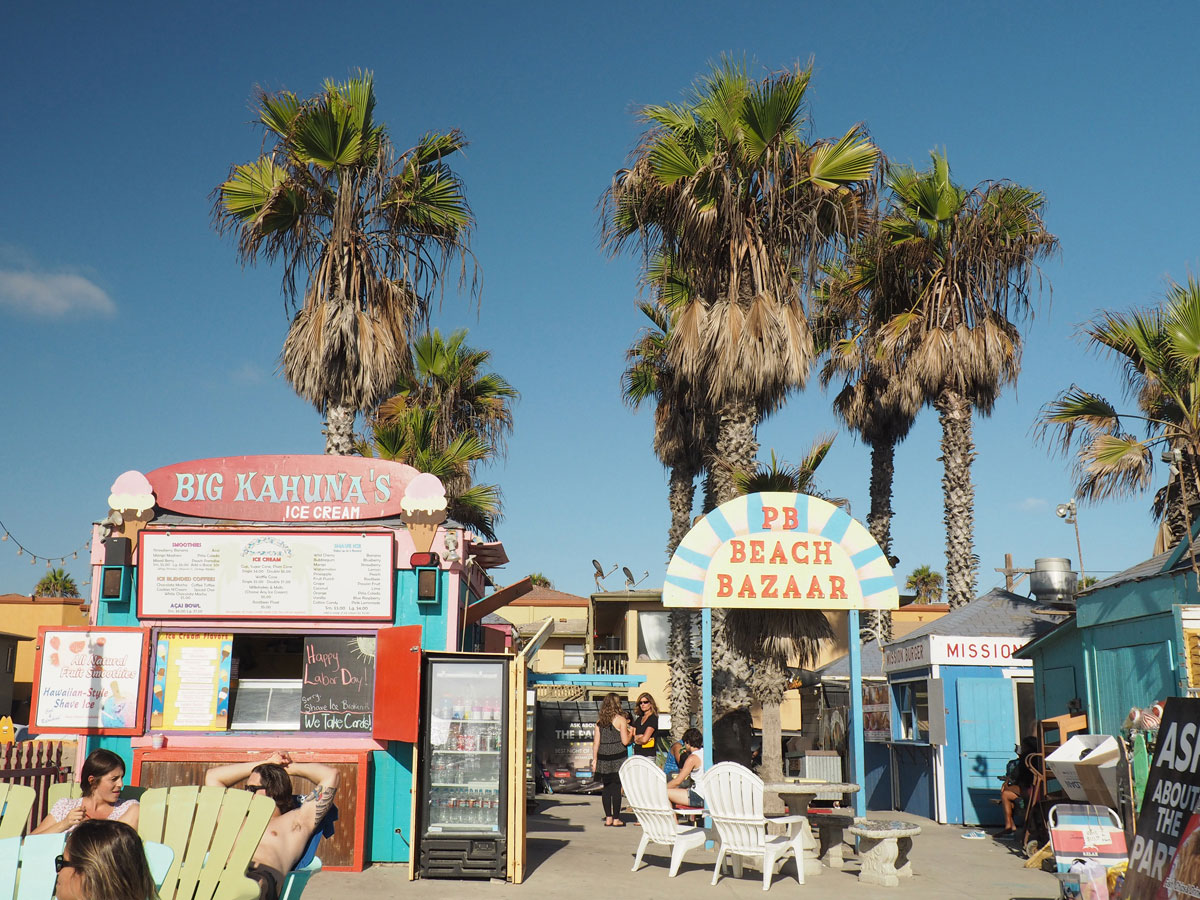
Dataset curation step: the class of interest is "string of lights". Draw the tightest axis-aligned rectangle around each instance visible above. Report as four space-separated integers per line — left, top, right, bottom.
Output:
0 517 91 569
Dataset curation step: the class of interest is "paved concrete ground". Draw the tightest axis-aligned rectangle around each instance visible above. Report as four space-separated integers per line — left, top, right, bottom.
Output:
305 794 1064 899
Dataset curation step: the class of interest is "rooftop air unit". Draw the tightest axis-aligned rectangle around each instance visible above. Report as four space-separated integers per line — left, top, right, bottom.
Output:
1029 557 1078 608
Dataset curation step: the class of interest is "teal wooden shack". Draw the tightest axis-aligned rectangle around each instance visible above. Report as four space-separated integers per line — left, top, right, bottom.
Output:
1016 540 1199 736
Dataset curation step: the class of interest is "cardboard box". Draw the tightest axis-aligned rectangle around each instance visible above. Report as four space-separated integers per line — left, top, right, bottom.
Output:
1047 735 1122 809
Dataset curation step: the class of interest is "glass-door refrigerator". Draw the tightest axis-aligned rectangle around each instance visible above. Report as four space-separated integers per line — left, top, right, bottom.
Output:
417 653 508 878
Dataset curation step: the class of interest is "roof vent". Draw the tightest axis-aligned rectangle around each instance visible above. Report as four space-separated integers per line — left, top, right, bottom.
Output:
1029 557 1077 608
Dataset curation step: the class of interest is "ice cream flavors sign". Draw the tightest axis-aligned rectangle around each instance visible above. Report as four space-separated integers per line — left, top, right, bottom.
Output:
31 627 149 735
664 493 899 610
139 530 394 620
143 456 426 522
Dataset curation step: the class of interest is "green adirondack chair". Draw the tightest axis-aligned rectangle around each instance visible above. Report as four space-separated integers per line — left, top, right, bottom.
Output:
0 833 66 900
0 785 35 839
138 785 274 900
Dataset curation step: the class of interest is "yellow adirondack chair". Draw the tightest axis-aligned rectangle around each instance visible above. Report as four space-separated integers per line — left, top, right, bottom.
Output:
138 785 274 900
45 781 82 809
0 786 35 839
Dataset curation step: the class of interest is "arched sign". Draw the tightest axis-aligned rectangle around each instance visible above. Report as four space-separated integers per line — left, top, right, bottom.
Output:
663 492 899 610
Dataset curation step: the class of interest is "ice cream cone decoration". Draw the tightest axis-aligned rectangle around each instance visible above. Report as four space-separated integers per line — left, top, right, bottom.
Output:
400 474 448 556
107 470 157 552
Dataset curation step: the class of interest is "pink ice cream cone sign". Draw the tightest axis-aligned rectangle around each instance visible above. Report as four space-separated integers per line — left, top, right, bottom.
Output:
400 473 447 556
108 470 157 520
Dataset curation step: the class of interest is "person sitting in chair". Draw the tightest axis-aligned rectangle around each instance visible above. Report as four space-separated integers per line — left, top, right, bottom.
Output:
666 728 705 809
999 736 1038 837
205 752 338 900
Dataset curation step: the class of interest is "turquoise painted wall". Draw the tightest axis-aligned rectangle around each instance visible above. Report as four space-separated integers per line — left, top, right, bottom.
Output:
1024 620 1085 722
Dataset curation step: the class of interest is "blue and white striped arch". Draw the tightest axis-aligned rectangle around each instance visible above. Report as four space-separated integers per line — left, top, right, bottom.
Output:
663 492 899 610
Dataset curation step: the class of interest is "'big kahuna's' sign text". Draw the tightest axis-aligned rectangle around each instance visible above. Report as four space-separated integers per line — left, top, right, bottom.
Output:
145 455 421 522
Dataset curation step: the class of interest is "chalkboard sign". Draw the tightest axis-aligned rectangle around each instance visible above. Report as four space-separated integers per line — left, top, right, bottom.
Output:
300 635 376 732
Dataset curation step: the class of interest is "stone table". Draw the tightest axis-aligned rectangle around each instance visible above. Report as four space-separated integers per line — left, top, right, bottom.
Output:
763 780 861 876
848 819 922 886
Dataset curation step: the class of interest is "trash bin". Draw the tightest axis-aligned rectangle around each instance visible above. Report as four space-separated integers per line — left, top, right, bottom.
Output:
1046 735 1121 809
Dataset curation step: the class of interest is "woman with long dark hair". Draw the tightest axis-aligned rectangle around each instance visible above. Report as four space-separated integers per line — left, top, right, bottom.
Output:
631 692 659 758
54 819 158 900
590 692 632 826
33 748 139 834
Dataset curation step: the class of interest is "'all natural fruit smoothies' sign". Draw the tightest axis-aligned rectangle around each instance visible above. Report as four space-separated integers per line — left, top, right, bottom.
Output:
143 455 422 522
30 627 150 735
663 493 899 610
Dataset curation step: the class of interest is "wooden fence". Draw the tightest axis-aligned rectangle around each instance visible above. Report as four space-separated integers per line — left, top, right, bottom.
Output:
0 741 75 833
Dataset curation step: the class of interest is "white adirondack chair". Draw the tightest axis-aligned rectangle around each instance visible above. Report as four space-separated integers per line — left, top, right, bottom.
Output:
701 762 807 890
618 756 706 876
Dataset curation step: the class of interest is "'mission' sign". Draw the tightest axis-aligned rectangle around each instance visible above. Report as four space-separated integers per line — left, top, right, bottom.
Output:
664 493 898 611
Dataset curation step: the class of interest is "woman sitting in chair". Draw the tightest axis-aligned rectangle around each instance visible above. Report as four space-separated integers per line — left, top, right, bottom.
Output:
666 728 705 809
33 749 139 834
1000 736 1039 837
54 819 158 900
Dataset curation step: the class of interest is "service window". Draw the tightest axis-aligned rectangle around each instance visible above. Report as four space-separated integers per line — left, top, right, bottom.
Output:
152 631 376 733
893 680 930 742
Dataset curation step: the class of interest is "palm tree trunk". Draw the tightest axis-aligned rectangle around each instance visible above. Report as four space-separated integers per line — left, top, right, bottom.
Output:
936 389 978 609
325 405 357 456
710 401 759 713
865 437 896 642
752 660 786 815
667 463 698 738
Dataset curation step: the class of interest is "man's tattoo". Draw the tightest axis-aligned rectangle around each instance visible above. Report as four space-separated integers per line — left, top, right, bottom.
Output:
313 786 336 821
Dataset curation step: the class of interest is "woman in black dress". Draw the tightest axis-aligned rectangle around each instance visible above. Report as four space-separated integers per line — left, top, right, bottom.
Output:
590 692 632 826
631 693 660 758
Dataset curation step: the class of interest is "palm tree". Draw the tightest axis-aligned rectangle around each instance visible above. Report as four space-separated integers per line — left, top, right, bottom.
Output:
603 57 880 710
906 565 943 604
359 329 515 540
35 568 79 598
357 410 501 539
1037 277 1200 564
623 289 712 737
726 438 837 796
214 72 477 454
869 151 1058 608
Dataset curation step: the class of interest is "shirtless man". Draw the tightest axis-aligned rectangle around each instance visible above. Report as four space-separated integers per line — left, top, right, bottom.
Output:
205 752 338 900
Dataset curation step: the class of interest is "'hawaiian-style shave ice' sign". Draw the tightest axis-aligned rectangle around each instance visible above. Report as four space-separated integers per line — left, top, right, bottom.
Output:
664 493 899 610
30 627 150 735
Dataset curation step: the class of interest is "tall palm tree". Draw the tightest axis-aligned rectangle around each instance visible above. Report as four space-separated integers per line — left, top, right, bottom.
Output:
727 438 838 797
869 151 1057 608
603 57 880 710
817 234 922 640
622 293 711 737
906 565 944 604
214 72 477 454
1037 276 1200 563
35 568 79 598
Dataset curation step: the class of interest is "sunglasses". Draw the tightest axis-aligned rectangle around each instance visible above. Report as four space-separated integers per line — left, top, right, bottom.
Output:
639 700 651 705
244 784 266 794
54 855 75 873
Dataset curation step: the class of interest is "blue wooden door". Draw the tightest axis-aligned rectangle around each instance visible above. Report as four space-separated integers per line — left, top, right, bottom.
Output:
956 678 1015 827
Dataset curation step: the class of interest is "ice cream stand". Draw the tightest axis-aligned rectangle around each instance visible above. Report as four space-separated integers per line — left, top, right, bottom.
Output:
27 455 516 872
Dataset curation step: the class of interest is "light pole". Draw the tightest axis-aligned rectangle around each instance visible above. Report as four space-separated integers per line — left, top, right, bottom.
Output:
1055 499 1085 582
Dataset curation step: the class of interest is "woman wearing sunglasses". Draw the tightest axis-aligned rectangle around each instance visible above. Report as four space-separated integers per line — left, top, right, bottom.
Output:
631 693 660 758
55 819 158 900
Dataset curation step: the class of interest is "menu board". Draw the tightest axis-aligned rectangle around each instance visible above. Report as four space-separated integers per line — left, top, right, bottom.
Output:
151 633 233 730
139 530 394 619
863 682 891 742
31 627 149 735
300 635 376 732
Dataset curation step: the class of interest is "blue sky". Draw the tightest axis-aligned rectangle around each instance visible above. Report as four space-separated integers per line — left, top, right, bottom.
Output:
2 2 1198 600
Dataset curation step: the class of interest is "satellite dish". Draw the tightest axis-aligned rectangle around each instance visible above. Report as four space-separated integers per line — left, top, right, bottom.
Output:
623 567 649 589
593 560 617 592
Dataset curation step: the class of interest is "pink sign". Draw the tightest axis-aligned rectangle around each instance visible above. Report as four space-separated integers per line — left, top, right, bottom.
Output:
144 455 420 522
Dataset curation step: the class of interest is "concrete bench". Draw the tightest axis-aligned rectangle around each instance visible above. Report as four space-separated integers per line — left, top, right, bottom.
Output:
848 819 921 887
806 809 856 869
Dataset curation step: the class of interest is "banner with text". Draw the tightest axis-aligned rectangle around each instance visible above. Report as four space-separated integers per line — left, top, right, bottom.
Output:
1127 697 1200 899
138 530 394 619
31 627 149 735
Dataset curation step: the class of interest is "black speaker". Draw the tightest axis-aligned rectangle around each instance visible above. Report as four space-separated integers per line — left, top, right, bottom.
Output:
103 537 131 566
